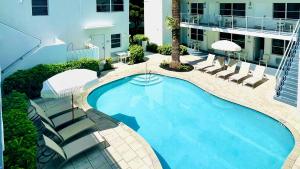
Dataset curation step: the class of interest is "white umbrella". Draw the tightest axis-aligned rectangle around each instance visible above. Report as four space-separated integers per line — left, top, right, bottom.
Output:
211 40 241 52
41 69 98 120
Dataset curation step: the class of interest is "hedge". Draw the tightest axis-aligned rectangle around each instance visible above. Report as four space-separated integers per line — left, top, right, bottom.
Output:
3 58 100 99
132 34 149 45
146 43 158 53
157 44 189 55
129 45 144 64
2 91 37 169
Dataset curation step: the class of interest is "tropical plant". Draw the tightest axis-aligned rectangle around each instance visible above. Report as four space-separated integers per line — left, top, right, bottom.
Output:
129 45 144 64
147 43 158 53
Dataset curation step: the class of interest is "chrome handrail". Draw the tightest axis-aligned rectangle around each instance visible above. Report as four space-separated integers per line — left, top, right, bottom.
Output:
275 19 300 88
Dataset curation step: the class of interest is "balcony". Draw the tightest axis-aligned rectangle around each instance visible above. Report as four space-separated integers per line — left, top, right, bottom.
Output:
180 13 299 40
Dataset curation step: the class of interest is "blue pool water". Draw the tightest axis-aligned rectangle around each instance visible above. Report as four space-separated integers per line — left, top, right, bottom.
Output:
88 74 294 169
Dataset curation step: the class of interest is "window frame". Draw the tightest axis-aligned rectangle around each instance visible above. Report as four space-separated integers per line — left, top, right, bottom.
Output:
111 34 121 48
97 0 124 12
272 39 289 55
97 0 111 12
111 0 124 12
273 3 300 19
190 3 204 15
190 28 204 41
32 0 48 16
220 3 246 16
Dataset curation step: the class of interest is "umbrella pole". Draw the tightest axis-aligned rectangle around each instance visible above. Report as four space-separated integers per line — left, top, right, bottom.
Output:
72 94 74 121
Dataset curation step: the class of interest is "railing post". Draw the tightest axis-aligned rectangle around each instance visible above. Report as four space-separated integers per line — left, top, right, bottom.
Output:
232 15 234 29
245 16 248 30
261 17 264 32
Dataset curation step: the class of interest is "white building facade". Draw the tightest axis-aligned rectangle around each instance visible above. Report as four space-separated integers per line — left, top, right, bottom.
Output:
0 0 129 77
145 0 300 68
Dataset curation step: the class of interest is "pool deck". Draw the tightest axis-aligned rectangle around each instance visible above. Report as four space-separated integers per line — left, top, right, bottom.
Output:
77 53 300 169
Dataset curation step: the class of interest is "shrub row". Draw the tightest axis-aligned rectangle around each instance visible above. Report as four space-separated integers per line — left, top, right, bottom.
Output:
3 58 102 99
129 45 144 64
157 44 189 55
132 34 149 45
2 91 37 169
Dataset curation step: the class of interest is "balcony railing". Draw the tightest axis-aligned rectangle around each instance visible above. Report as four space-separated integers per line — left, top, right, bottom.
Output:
180 13 299 35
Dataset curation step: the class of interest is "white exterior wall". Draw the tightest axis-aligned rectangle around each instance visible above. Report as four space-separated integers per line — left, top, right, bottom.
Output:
144 0 171 45
0 0 129 76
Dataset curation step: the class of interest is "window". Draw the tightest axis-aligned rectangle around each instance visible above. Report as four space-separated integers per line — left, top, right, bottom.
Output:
220 3 245 16
97 0 110 12
111 34 121 48
220 32 245 48
272 39 289 55
273 3 285 18
32 0 48 16
191 3 204 15
287 3 300 19
112 0 124 12
97 0 124 12
273 3 300 19
190 28 203 41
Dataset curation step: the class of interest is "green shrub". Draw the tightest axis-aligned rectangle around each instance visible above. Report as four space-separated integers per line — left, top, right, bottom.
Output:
2 91 37 169
129 45 144 64
158 45 172 55
3 58 100 99
180 45 189 55
157 44 189 55
146 43 158 53
103 57 114 70
133 34 149 44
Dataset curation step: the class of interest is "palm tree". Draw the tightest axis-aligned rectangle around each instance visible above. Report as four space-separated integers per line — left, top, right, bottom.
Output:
170 0 181 69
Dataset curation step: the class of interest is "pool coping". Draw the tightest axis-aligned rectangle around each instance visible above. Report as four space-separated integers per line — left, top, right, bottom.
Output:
80 59 300 169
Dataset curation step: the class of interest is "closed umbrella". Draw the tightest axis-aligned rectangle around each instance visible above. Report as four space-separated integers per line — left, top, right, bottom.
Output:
41 69 98 120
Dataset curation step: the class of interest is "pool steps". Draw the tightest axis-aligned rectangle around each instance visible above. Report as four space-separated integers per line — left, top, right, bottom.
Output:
130 74 162 86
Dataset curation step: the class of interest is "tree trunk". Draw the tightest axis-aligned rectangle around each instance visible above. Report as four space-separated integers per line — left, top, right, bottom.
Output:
170 0 181 69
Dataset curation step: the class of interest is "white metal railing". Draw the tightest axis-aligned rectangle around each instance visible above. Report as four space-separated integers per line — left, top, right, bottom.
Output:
275 19 300 88
180 13 299 34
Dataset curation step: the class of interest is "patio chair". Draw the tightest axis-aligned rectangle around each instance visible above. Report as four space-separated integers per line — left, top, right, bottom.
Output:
41 118 96 142
30 99 78 118
205 57 225 74
243 65 266 88
216 60 238 78
195 54 215 70
228 62 251 83
32 100 87 128
42 132 104 168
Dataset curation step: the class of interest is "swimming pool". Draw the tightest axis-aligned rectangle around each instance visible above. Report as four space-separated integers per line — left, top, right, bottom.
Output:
88 74 294 169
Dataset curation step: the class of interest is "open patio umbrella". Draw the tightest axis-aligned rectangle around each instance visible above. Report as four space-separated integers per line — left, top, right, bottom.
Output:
212 40 241 63
41 69 98 120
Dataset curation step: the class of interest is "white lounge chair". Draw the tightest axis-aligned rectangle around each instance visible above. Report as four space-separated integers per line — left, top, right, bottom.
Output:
205 57 225 73
228 62 251 83
216 60 238 78
243 65 266 88
195 54 215 70
42 132 105 168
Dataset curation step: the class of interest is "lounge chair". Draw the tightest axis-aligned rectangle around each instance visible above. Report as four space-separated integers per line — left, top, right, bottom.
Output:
42 133 105 168
195 54 215 70
243 65 266 88
30 99 77 118
228 62 251 83
216 60 238 78
41 118 96 142
32 100 87 128
205 57 225 73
